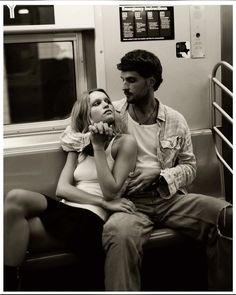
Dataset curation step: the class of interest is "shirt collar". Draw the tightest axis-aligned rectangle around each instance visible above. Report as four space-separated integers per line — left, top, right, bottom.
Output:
116 97 166 122
156 99 166 122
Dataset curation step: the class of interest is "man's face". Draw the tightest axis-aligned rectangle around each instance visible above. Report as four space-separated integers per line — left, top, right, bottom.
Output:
120 71 151 104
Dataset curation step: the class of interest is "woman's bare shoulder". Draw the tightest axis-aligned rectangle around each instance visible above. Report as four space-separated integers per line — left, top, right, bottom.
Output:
112 134 137 155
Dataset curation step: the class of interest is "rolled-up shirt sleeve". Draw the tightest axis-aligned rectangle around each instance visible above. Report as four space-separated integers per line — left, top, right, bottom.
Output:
60 125 91 152
157 116 197 199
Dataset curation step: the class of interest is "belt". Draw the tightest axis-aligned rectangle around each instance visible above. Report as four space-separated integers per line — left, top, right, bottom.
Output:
126 186 159 199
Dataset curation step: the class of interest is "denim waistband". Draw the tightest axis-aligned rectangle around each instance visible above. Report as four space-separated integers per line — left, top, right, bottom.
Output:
126 187 160 205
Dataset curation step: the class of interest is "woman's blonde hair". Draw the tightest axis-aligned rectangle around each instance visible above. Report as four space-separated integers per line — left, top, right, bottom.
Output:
70 88 126 135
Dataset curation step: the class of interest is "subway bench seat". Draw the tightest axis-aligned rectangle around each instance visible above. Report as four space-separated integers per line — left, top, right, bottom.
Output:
20 227 207 291
22 228 189 271
4 130 221 290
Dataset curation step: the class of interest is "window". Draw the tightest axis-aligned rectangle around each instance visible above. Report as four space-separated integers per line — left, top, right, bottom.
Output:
4 32 88 135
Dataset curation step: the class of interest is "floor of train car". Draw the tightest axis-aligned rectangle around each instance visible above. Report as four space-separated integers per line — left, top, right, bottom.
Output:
141 241 207 291
19 239 207 291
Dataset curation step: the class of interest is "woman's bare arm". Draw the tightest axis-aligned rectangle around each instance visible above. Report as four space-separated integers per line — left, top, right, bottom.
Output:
56 152 136 213
93 133 137 200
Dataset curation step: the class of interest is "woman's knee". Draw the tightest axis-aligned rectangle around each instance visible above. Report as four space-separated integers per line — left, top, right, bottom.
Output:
5 189 28 215
5 189 47 216
4 189 43 218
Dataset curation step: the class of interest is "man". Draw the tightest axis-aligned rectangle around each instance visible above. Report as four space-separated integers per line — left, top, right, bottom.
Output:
61 50 232 291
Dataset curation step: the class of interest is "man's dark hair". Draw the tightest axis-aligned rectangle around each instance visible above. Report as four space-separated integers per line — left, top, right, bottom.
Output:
117 49 163 91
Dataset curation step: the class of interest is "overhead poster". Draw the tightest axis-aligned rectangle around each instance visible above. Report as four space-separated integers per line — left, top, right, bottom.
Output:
120 6 174 41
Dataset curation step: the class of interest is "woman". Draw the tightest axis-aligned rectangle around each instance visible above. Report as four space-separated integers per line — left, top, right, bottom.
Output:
4 88 137 291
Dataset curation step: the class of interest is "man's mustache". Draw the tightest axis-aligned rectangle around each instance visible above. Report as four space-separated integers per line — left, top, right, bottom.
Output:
124 90 132 96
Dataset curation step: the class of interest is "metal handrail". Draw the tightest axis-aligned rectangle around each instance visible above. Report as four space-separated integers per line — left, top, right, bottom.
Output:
210 61 233 174
212 101 233 124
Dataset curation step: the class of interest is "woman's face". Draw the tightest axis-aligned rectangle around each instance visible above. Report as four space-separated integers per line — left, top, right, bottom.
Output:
89 91 115 124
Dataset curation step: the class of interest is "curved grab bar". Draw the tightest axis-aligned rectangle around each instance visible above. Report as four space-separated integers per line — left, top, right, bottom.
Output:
212 61 233 76
210 61 233 174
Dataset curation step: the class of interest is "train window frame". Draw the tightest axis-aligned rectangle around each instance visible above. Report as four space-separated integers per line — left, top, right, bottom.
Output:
4 32 87 137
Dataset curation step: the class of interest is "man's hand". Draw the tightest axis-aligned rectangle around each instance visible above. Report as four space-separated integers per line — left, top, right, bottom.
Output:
102 198 136 214
126 168 160 194
89 122 113 149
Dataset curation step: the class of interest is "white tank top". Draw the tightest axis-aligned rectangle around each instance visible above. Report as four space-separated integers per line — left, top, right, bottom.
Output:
128 113 160 170
61 137 115 221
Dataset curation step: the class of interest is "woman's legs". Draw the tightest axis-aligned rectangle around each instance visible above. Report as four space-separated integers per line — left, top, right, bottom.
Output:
4 189 48 266
4 188 51 290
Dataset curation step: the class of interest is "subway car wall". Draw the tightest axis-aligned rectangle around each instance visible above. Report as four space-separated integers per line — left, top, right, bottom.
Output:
4 5 223 129
3 3 233 292
4 4 232 199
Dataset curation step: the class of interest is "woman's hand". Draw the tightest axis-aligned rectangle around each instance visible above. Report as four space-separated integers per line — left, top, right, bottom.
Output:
102 198 136 214
89 122 113 149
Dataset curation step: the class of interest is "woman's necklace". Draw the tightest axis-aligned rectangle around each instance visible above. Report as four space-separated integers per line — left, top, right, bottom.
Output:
131 100 157 125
